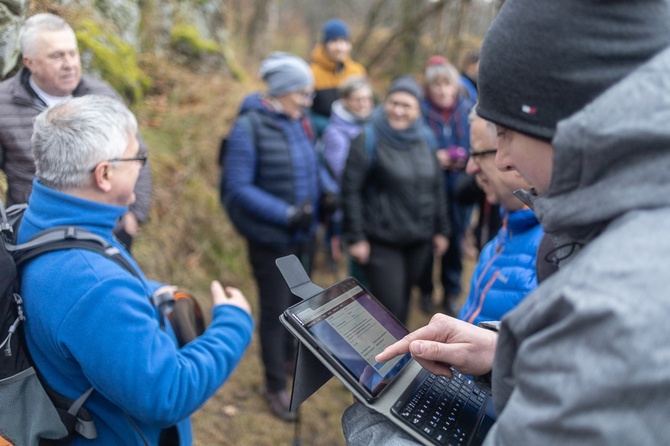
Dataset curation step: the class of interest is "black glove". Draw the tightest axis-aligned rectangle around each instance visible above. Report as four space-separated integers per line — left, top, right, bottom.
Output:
287 202 314 232
319 192 340 220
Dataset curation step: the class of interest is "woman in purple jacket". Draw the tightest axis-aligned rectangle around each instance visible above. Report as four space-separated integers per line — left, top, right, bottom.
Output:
320 76 374 271
321 75 374 182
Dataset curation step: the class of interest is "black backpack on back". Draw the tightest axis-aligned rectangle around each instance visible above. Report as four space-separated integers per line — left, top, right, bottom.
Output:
1 198 206 446
1 200 100 445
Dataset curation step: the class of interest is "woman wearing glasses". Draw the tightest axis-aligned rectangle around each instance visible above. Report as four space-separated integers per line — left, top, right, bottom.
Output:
320 75 374 277
220 52 335 422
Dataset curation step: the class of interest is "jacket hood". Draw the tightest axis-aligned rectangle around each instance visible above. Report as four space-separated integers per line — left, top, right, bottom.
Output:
237 92 294 120
534 46 670 234
238 93 268 115
330 100 368 125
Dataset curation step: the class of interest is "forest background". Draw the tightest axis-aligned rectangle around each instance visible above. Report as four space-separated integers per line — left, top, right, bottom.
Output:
0 0 501 444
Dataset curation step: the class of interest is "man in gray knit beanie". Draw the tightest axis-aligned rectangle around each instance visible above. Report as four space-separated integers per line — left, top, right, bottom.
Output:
341 1 670 444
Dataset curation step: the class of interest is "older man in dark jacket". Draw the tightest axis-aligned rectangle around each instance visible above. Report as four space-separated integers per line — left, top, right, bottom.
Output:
0 13 151 248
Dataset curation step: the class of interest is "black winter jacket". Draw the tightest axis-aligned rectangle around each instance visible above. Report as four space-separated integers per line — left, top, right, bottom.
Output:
342 125 451 247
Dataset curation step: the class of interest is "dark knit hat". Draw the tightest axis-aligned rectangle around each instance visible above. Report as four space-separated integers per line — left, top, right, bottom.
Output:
477 0 670 142
322 19 350 43
259 52 313 97
387 76 423 102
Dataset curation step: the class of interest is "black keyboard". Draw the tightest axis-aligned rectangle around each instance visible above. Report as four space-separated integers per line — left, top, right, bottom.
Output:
393 372 487 445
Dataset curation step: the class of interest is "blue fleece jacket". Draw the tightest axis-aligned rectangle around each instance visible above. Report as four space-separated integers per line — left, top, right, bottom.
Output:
458 207 543 326
18 180 254 445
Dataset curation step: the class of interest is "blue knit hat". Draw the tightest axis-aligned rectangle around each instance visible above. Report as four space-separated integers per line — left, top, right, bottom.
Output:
259 52 314 97
322 19 350 43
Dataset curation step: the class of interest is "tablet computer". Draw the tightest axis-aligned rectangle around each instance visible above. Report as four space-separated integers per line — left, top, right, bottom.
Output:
282 276 412 402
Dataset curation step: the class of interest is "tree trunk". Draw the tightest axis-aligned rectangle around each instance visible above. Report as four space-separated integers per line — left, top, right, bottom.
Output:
364 0 447 74
447 0 472 63
352 0 391 59
245 0 275 61
398 0 421 73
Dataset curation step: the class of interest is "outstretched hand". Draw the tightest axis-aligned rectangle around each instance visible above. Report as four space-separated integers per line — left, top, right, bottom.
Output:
375 314 497 377
211 280 252 314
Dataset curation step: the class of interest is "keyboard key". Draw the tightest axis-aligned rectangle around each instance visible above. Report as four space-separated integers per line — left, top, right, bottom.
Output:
434 432 449 444
393 372 487 445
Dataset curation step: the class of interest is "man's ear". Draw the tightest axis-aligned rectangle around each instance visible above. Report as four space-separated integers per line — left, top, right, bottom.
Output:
91 162 113 193
23 55 34 72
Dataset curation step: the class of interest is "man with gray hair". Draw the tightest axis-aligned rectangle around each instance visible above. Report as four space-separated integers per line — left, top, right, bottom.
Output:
18 95 254 444
0 12 151 249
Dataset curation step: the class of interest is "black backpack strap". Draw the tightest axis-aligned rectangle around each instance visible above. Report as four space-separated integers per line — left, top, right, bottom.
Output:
7 222 170 442
4 203 28 232
42 384 97 440
364 122 376 173
8 226 138 278
0 200 11 233
11 226 175 320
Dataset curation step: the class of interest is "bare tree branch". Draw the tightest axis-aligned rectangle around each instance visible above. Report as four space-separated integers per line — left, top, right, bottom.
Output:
352 0 392 58
364 0 448 73
245 0 275 60
448 0 473 62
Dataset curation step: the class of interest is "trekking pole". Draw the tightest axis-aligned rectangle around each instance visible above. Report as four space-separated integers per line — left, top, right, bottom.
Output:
293 405 302 446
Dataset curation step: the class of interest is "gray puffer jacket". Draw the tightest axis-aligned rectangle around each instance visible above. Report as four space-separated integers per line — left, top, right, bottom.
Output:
0 68 152 223
487 46 670 445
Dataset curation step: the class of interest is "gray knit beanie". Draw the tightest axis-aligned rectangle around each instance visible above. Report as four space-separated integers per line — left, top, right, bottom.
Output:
259 52 314 97
477 0 670 142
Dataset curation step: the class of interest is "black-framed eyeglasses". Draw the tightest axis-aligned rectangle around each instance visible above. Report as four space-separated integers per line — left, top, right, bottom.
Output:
469 148 497 163
89 154 148 172
297 91 316 101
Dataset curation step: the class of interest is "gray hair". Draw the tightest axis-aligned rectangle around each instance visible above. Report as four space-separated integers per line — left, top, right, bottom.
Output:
338 75 372 99
20 13 76 57
424 60 461 89
32 95 138 190
468 105 497 137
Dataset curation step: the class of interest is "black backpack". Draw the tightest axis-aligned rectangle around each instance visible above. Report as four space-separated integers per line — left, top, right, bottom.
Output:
1 198 197 445
1 201 101 445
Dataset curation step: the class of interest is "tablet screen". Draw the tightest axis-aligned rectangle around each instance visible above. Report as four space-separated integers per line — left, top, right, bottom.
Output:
284 277 413 399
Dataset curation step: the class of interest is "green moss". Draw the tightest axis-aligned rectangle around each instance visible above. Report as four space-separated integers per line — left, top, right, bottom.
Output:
75 20 151 103
168 23 247 82
170 23 220 56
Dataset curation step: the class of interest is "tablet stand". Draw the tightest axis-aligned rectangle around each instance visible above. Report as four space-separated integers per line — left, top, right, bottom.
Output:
276 254 334 411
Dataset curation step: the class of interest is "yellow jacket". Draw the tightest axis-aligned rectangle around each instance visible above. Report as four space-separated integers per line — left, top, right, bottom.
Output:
309 44 366 117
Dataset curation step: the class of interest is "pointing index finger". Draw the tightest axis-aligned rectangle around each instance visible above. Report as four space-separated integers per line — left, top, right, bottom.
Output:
375 338 411 363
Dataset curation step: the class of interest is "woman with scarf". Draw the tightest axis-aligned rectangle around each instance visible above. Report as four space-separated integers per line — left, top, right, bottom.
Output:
417 56 474 315
341 76 451 325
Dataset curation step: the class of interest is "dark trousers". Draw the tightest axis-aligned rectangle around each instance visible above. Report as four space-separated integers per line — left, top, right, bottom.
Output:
419 190 472 300
362 240 432 325
248 239 315 392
